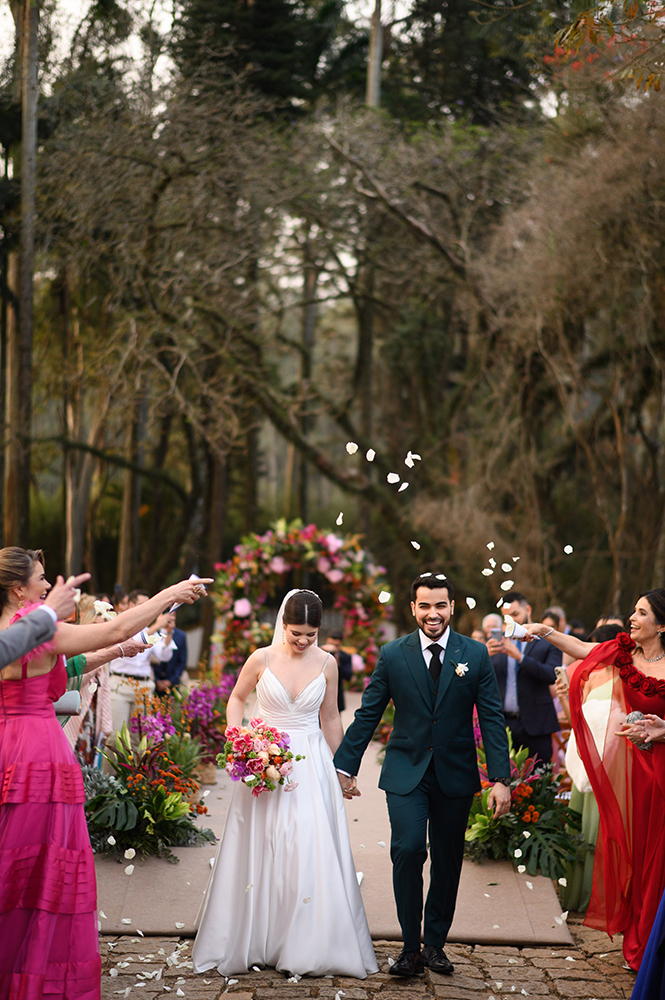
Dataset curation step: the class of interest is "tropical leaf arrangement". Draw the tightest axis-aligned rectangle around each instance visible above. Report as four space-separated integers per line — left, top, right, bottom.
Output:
83 725 215 863
464 732 581 882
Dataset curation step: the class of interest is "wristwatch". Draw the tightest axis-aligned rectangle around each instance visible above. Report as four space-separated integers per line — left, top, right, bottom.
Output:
490 777 511 786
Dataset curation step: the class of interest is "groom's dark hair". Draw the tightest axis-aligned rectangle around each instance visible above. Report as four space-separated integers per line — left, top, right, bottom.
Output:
410 573 454 603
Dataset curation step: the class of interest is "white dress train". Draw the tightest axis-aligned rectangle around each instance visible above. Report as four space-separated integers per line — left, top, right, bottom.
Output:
192 662 377 979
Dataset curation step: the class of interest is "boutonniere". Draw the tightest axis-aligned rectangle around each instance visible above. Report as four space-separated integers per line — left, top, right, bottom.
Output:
452 661 469 677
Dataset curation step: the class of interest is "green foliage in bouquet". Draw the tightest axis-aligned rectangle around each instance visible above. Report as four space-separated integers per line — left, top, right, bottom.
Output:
84 725 215 863
465 731 581 881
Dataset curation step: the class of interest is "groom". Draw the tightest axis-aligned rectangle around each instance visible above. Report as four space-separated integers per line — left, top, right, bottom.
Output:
334 572 511 976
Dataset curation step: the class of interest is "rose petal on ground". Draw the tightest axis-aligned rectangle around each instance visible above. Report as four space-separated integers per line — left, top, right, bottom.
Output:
386 473 400 484
121 918 132 924
202 789 210 797
125 865 135 875
466 597 477 609
175 922 185 929
526 881 533 890
411 541 421 550
99 911 107 920
336 512 344 525
345 441 358 454
377 840 386 847
228 980 239 985
387 958 395 967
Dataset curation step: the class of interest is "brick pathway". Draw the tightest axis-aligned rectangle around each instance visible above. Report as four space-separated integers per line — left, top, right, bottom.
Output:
100 916 636 1000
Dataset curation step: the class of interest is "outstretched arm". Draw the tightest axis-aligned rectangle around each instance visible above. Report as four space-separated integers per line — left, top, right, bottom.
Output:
524 624 597 661
51 578 212 658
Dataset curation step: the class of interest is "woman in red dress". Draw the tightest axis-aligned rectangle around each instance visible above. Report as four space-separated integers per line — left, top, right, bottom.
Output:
0 547 210 999
525 589 665 971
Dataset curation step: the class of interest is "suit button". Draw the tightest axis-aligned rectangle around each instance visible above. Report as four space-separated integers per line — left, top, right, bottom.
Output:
433 719 438 723
428 747 433 751
433 690 437 695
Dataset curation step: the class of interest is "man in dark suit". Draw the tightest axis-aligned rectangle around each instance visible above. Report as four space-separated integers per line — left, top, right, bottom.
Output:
334 572 511 977
488 591 561 765
153 613 188 694
321 630 354 712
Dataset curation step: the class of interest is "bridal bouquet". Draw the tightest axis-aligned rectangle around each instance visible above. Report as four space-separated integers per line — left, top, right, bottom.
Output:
218 717 305 797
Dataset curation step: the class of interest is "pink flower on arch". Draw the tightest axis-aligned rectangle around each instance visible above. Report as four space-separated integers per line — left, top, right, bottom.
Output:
270 556 289 575
317 556 331 574
233 598 252 618
326 569 344 584
325 533 344 554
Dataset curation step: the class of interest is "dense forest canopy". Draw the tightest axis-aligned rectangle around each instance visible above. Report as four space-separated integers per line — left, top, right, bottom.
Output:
1 0 664 637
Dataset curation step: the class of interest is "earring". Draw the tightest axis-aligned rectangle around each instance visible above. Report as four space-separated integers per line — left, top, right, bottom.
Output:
17 596 25 609
282 627 286 644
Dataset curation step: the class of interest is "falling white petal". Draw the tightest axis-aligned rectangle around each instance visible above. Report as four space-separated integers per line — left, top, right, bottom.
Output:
302 897 311 904
124 848 136 860
336 512 344 526
386 473 400 484
366 449 376 461
496 597 504 608
558 877 567 886
387 958 395 967
378 591 391 604
482 568 493 576
99 911 107 920
489 558 496 568
526 881 533 890
411 541 421 550
517 865 526 873
514 849 523 858
404 455 415 468
202 789 210 797
245 883 253 891
564 544 574 554
523 830 532 838
501 563 512 572
410 453 422 461
466 597 477 609
345 441 358 455
107 836 116 846
512 555 520 561
487 542 495 550
398 482 409 492
500 580 515 591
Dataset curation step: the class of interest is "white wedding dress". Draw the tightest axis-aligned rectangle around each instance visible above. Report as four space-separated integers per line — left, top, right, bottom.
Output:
192 658 377 979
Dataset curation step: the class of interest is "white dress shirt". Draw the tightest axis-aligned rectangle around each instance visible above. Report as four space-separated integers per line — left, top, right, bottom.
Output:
108 633 176 680
419 625 451 667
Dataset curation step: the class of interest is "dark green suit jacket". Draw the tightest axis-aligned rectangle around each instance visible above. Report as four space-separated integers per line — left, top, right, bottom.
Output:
333 628 510 797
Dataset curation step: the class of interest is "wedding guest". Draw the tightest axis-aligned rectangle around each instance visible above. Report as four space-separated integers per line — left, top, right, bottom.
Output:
555 623 623 913
153 612 188 694
488 591 561 765
108 593 177 731
481 613 502 640
0 550 210 996
525 589 665 970
471 628 486 644
320 629 353 711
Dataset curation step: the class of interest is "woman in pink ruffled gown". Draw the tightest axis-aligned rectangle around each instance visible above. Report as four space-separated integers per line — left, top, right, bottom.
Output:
0 548 210 999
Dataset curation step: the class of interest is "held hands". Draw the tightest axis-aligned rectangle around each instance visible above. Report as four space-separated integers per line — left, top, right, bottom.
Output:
488 782 511 818
337 772 361 799
616 714 665 746
522 623 549 642
45 573 92 620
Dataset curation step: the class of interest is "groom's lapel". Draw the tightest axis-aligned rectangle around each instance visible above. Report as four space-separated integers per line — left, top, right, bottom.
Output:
434 631 463 710
400 630 432 708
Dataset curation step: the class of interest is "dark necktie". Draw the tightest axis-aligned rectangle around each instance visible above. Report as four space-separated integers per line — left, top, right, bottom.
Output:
428 643 442 683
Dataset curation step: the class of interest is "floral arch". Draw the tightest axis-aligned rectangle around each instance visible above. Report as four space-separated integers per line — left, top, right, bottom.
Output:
209 519 391 680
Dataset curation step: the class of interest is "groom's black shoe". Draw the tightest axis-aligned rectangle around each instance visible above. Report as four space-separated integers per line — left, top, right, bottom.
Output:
389 950 425 977
421 945 454 974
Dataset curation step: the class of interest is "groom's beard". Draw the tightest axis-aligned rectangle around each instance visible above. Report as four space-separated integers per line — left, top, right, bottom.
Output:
419 617 450 639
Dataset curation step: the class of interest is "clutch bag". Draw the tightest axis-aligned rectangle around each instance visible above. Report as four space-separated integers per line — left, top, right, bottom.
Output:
53 690 82 716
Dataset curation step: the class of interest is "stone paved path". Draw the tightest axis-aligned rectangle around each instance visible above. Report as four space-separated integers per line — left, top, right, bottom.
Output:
100 916 636 1000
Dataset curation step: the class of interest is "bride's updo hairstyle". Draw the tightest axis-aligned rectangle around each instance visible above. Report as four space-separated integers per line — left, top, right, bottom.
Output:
282 590 323 629
0 547 45 612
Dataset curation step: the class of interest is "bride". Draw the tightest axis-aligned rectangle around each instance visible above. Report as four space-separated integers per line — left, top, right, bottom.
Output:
192 589 377 979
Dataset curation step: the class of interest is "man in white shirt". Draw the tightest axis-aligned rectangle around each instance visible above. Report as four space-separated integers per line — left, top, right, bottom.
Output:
107 591 177 732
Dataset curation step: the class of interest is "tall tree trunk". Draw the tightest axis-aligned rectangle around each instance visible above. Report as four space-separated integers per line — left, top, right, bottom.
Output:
198 447 227 674
4 0 38 545
366 0 383 108
298 237 318 522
